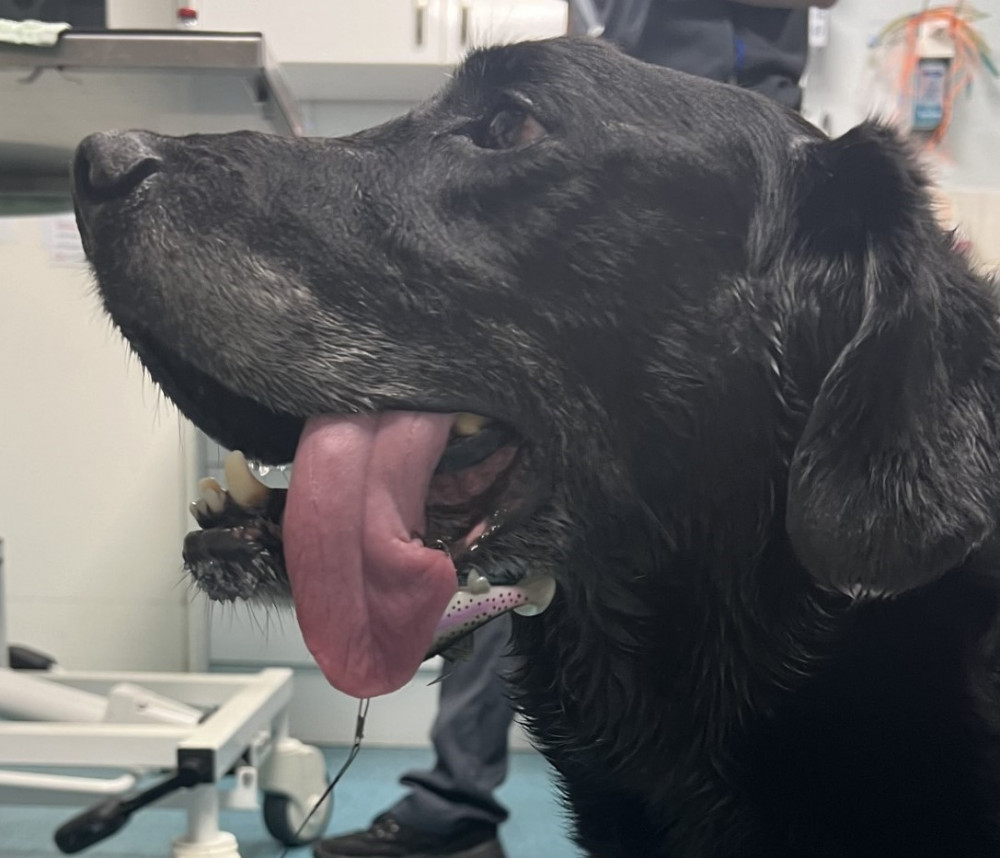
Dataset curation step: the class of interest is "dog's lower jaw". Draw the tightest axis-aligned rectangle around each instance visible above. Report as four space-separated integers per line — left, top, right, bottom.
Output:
185 550 289 604
184 454 290 602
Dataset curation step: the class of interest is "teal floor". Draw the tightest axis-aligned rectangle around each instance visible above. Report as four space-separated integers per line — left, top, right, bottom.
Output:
0 747 580 857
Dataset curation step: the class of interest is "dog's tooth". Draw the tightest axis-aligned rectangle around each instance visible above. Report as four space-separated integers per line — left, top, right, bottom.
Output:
453 413 490 437
198 477 226 514
513 576 557 617
466 569 492 595
224 450 271 509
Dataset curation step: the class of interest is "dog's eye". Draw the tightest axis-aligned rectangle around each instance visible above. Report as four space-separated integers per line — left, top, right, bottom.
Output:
476 108 546 150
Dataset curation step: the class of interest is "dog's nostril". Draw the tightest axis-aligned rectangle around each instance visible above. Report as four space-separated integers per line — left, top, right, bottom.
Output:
74 131 163 203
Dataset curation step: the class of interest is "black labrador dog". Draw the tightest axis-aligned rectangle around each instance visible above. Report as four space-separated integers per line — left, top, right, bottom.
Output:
73 37 1000 857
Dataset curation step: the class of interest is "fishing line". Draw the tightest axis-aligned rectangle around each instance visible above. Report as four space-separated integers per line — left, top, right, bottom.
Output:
276 697 370 858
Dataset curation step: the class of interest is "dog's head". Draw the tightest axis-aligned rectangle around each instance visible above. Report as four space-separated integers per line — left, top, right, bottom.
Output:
73 38 1000 698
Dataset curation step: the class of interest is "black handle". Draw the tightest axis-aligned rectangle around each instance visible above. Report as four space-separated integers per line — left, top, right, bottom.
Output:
54 797 132 854
54 765 202 854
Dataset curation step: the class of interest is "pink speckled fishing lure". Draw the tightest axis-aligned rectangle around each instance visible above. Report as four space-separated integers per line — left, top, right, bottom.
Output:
428 574 556 656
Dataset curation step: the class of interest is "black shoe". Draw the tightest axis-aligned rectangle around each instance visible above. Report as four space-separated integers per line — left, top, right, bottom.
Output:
312 813 506 858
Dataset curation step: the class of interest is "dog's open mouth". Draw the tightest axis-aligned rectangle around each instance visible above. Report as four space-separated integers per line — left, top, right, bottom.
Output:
183 403 554 698
119 334 554 694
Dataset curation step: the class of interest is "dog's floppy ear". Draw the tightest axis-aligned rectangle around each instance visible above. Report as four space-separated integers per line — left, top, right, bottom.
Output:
785 122 1000 595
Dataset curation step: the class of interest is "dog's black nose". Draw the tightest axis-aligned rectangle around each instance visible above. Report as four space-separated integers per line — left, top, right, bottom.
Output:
74 131 162 203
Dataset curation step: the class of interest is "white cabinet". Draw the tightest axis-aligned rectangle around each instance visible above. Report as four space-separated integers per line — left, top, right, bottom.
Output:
197 0 566 66
444 0 567 62
198 0 447 67
193 0 568 100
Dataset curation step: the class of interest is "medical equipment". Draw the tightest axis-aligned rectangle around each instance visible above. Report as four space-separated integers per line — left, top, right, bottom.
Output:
0 540 333 857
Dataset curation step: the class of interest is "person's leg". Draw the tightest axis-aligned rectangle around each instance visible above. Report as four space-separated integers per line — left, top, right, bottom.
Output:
390 613 516 835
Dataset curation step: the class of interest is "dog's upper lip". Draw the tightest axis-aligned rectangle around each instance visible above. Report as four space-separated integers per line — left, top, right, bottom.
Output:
122 330 304 464
435 420 515 474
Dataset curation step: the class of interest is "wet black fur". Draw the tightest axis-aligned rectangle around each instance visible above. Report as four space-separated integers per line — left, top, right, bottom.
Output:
74 38 1000 857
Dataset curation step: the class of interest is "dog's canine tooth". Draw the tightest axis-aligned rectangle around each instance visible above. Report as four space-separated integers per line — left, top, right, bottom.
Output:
197 477 226 514
453 412 490 436
224 450 272 509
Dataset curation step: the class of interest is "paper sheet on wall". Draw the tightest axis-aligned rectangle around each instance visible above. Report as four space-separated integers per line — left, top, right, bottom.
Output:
0 219 15 245
43 215 87 267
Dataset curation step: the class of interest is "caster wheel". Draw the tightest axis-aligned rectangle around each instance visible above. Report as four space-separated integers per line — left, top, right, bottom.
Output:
263 790 333 846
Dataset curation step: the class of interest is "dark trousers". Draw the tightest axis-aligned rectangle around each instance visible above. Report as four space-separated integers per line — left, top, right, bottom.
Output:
389 614 516 835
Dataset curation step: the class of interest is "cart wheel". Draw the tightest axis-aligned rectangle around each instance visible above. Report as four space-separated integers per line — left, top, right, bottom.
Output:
263 790 333 846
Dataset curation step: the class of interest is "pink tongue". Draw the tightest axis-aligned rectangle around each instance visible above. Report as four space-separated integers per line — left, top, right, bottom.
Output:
284 412 459 698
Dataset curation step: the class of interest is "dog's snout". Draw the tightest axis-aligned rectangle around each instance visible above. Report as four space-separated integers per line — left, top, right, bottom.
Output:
74 131 162 203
